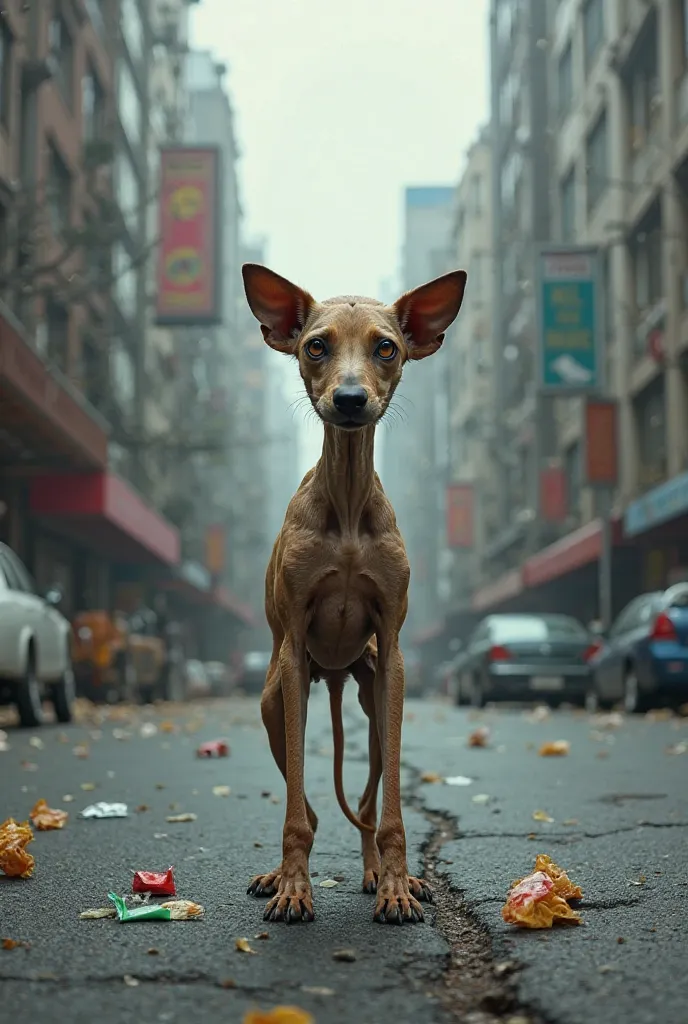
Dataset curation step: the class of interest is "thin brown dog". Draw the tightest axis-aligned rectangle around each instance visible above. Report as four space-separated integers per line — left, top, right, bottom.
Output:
242 264 467 925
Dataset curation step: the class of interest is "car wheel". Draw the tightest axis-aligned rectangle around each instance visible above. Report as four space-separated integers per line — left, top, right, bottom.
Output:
623 667 648 714
470 673 486 709
51 659 76 723
15 647 45 728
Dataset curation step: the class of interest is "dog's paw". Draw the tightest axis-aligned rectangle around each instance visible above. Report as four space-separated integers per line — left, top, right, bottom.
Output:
363 871 432 904
247 867 282 897
373 874 426 925
263 875 314 924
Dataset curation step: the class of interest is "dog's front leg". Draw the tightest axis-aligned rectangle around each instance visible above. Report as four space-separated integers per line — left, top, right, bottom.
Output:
373 635 427 925
263 635 314 924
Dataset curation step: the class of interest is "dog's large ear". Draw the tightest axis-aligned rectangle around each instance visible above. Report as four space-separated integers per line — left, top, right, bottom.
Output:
393 270 467 360
242 264 314 353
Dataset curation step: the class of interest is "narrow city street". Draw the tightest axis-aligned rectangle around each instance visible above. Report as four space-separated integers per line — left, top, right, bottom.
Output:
1 691 686 1024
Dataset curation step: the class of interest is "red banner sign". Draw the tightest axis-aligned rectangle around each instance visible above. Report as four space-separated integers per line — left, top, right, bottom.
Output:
583 398 618 487
540 464 567 523
204 523 226 576
446 484 474 548
155 147 222 325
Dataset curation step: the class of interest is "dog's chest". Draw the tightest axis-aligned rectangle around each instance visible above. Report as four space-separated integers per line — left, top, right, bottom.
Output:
305 541 376 670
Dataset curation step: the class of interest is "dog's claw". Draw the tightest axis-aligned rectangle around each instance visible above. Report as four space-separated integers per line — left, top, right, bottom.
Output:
408 876 433 903
262 881 314 925
374 876 426 925
248 869 281 898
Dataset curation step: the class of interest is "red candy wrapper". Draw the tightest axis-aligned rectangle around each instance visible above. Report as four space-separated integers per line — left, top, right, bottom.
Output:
132 867 176 896
196 740 229 758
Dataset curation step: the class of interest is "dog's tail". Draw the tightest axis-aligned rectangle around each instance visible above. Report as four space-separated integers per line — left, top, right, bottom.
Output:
328 681 376 834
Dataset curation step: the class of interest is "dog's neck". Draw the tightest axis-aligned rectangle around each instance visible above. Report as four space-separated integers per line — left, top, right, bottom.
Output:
315 423 376 534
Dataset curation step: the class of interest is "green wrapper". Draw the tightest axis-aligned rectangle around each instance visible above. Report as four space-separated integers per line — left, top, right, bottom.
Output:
108 892 171 922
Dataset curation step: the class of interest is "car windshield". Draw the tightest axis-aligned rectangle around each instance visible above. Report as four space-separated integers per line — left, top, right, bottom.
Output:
490 615 587 642
245 652 270 669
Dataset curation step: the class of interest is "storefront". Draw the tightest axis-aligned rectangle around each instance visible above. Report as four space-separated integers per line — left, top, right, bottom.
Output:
624 470 688 590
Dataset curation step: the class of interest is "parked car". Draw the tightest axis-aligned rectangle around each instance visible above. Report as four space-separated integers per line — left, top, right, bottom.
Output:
184 659 211 698
237 651 271 694
204 661 232 697
587 584 688 713
452 613 599 707
0 542 75 727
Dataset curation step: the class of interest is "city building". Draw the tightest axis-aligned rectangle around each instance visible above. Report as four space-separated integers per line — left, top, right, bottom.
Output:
381 185 455 641
444 128 496 609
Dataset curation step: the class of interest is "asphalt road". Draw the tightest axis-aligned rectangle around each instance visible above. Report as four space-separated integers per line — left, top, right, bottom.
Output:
0 690 686 1024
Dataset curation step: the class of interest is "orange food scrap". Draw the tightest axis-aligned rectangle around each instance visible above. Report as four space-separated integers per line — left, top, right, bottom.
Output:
0 819 35 878
2 938 29 950
468 726 490 748
538 740 570 757
243 1009 314 1024
30 799 68 831
502 854 582 929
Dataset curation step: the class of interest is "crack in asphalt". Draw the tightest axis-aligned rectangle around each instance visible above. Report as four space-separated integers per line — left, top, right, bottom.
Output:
0 972 275 994
453 822 688 841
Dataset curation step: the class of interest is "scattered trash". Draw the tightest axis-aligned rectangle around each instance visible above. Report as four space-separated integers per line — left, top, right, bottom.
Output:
472 793 491 804
502 854 583 929
645 708 673 722
0 730 9 752
123 975 139 987
236 937 257 954
445 776 473 786
332 948 357 962
243 1008 313 1024
29 737 44 750
532 810 554 823
135 804 149 813
0 819 35 878
30 799 68 831
562 818 579 826
2 937 30 950
468 726 490 748
147 947 159 955
80 802 129 819
629 875 647 887
420 771 443 784
72 744 89 759
594 712 624 730
80 907 117 920
301 986 334 997
666 741 688 755
196 740 229 758
319 878 339 888
255 931 270 940
538 740 570 757
526 705 551 723
80 783 97 792
20 761 38 772
132 867 176 896
166 813 197 823
159 721 177 734
112 729 132 741
108 893 203 921
212 785 231 797
62 795 75 803
140 723 158 738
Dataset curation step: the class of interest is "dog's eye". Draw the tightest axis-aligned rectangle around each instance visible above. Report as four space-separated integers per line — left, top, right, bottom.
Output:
375 339 397 361
305 338 327 360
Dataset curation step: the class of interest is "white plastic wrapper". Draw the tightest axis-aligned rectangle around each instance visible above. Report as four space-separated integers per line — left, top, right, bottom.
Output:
80 802 129 819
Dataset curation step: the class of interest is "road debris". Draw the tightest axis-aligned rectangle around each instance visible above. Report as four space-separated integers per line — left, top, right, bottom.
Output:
79 907 117 920
196 739 229 758
108 893 203 921
532 810 554 823
236 937 257 954
243 1009 313 1024
0 730 9 752
0 819 35 878
132 867 176 896
212 785 232 797
666 741 688 755
472 793 491 804
332 948 357 962
80 802 128 819
29 736 43 749
140 723 158 738
80 783 97 791
538 740 570 756
30 799 68 831
2 938 30 950
72 744 89 759
445 775 473 786
21 761 38 772
166 812 197 823
502 854 583 929
420 771 443 784
468 726 491 748
319 878 339 888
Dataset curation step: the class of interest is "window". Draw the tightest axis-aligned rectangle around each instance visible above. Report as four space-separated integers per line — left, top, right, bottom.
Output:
490 615 589 642
48 14 74 106
635 376 667 483
112 243 137 319
114 149 140 234
560 168 576 241
82 66 105 140
0 18 12 129
117 60 141 146
586 110 608 212
558 42 573 117
583 0 604 70
46 143 72 237
45 297 70 372
120 0 144 62
633 218 663 311
629 30 660 146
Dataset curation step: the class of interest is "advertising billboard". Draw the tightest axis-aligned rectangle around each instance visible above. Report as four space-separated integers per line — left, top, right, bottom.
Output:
446 484 474 548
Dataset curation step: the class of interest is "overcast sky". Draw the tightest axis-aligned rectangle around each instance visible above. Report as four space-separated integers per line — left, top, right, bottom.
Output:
191 0 490 471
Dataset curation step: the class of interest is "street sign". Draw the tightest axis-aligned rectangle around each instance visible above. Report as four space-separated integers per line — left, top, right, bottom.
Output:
535 245 603 395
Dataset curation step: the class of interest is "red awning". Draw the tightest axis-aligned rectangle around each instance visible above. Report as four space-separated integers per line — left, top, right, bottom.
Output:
0 307 108 469
472 569 523 612
159 575 254 628
523 519 607 589
29 472 180 566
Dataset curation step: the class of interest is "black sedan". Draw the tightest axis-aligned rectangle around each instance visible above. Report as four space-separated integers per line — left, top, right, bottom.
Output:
453 613 600 708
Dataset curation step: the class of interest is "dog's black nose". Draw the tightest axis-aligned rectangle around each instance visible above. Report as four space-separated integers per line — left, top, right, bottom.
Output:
333 385 368 416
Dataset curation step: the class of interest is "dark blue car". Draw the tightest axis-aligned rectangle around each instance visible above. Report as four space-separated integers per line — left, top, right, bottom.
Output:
587 584 688 713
